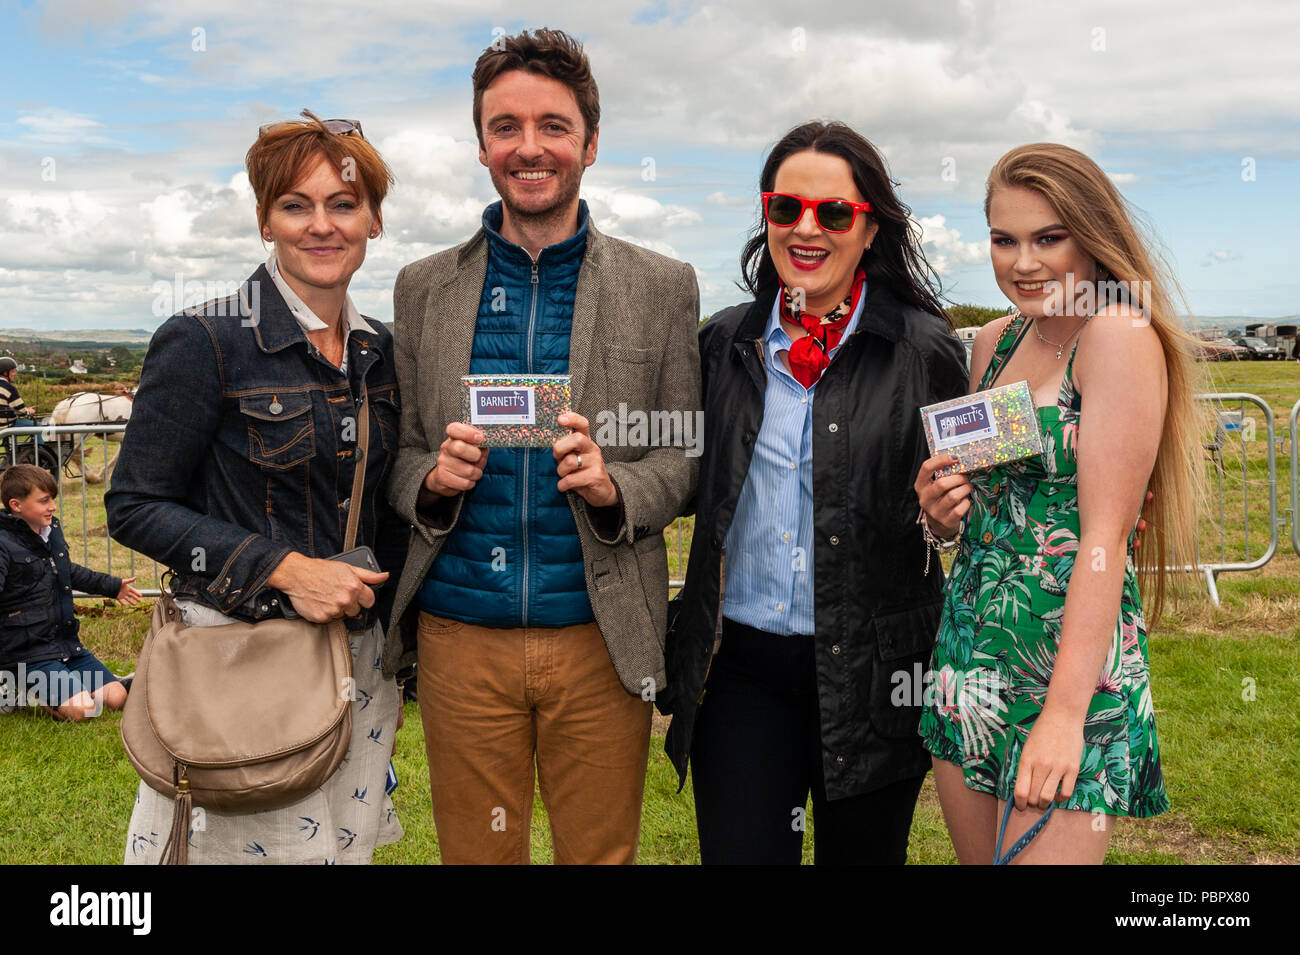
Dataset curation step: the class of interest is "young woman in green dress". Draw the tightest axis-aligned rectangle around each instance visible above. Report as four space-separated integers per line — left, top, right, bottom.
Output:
914 143 1204 864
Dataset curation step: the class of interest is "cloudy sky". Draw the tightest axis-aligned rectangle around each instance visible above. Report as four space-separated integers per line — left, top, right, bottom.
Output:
2 0 1298 330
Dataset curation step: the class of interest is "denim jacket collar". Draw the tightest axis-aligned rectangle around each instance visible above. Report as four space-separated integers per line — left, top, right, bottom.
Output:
237 264 384 385
240 264 306 355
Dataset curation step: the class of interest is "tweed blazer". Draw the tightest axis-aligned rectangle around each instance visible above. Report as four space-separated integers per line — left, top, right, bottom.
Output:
383 220 702 696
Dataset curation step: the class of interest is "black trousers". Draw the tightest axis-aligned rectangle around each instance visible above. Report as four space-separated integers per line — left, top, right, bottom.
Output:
690 618 925 865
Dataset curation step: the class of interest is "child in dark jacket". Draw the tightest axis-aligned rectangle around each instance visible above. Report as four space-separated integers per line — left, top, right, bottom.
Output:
0 464 142 721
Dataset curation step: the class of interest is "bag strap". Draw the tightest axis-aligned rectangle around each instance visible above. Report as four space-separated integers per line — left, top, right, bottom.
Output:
156 570 181 622
343 383 369 551
986 313 1034 390
992 732 1058 864
993 795 1056 865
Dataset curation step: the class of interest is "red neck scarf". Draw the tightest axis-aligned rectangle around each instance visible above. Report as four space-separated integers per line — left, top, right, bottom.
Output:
780 269 867 388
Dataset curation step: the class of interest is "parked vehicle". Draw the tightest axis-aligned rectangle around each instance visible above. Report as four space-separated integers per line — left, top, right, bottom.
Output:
1233 337 1285 360
1199 338 1250 361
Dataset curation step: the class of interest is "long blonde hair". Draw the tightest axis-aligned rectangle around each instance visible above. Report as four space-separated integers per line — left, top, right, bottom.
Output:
985 143 1206 623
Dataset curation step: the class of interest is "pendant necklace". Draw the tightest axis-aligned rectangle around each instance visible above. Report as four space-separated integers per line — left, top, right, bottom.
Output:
1032 317 1088 360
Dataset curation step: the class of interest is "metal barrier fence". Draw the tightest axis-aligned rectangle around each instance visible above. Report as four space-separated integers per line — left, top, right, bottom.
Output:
5 393 1298 606
1192 393 1281 604
0 422 164 598
669 517 686 590
1292 398 1300 560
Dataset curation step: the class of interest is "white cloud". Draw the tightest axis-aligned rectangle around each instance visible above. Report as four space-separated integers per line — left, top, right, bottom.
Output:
586 185 700 231
373 128 488 246
16 109 108 145
706 192 750 206
918 215 986 275
4 0 1299 325
1202 249 1242 267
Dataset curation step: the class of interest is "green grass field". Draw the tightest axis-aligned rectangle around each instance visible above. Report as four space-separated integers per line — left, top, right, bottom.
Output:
1 358 1297 864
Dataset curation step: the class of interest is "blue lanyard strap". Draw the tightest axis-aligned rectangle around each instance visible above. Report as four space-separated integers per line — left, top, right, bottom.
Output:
993 796 1056 865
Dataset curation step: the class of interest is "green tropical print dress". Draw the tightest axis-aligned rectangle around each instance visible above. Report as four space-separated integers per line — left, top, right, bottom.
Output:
918 313 1168 817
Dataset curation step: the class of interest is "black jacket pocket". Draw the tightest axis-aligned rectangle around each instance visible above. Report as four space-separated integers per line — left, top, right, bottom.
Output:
868 601 941 738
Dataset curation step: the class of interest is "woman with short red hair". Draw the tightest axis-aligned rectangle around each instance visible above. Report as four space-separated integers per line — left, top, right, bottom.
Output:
109 112 409 865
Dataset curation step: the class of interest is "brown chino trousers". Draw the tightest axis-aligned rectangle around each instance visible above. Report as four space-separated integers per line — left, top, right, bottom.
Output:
416 612 652 864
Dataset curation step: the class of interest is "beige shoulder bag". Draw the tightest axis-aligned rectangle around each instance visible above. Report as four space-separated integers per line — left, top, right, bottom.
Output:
121 387 370 865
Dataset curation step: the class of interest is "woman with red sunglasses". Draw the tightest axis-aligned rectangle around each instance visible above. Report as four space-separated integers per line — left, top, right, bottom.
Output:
660 121 968 863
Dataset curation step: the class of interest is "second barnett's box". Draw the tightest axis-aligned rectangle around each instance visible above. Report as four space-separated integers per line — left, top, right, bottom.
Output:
919 379 1043 476
462 374 572 448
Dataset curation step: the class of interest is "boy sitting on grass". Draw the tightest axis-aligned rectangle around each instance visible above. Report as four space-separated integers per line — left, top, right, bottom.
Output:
0 464 142 721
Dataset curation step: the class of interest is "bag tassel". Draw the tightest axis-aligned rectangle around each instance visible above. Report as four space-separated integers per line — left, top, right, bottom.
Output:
160 764 191 866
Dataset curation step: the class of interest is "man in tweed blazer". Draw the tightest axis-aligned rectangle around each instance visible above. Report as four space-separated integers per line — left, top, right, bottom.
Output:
385 28 700 864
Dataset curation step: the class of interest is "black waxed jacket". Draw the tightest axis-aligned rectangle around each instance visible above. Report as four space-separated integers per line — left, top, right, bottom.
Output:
0 512 121 669
660 282 968 801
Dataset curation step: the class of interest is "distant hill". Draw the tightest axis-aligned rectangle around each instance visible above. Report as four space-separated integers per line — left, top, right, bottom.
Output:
0 328 154 345
0 324 395 348
1187 315 1300 329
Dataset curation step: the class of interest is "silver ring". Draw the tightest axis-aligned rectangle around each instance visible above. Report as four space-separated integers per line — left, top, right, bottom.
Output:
576 454 583 469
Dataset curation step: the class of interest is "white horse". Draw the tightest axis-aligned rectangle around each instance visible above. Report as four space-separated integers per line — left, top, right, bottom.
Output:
49 391 134 483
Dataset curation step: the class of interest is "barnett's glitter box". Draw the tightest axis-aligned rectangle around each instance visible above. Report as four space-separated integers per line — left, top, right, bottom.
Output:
920 380 1043 476
462 374 572 448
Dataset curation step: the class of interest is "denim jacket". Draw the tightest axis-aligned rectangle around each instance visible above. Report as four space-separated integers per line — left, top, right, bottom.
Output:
106 265 409 629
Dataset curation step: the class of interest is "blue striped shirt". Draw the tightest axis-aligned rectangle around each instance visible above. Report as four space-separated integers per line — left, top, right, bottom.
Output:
722 287 866 636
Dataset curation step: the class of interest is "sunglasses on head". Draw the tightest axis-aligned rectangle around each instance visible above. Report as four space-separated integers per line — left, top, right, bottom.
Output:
259 118 365 138
762 192 872 233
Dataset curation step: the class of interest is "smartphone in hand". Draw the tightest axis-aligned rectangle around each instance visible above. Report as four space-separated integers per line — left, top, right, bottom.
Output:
280 546 383 620
329 546 381 573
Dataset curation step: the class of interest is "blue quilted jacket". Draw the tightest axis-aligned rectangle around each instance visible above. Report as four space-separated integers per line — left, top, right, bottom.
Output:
417 202 594 627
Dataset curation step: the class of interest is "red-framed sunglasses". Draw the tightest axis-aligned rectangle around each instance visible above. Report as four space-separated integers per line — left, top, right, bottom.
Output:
762 192 872 233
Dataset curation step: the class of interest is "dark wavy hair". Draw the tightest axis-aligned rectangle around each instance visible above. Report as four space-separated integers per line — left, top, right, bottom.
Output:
740 121 949 326
472 28 599 148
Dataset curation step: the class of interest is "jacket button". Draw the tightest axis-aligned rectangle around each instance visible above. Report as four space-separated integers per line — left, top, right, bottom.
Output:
836 755 845 765
832 644 841 654
829 535 840 546
828 422 839 433
269 399 283 415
